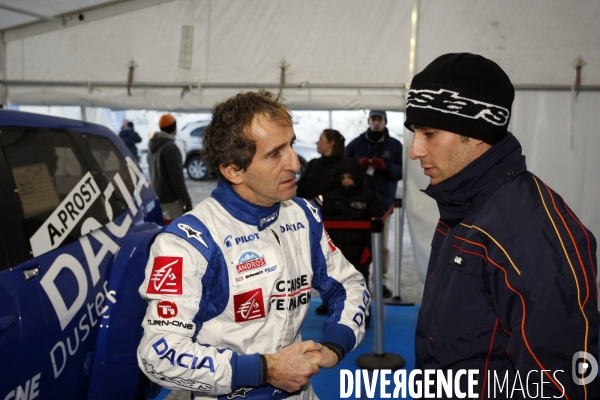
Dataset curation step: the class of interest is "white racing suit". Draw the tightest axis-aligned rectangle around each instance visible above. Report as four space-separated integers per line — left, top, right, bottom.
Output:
137 180 369 399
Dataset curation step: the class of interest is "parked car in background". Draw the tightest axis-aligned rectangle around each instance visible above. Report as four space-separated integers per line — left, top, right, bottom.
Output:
174 119 211 181
175 120 319 181
0 110 163 399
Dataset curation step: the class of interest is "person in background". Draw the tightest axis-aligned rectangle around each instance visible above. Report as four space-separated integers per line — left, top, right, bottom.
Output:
118 119 142 161
137 90 368 399
147 113 192 220
296 129 345 205
346 110 403 298
318 158 384 321
406 52 599 398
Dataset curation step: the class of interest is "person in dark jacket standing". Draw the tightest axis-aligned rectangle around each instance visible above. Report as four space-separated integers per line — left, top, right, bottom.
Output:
296 129 345 204
318 158 384 317
346 111 403 298
147 113 192 220
118 120 142 160
405 53 599 399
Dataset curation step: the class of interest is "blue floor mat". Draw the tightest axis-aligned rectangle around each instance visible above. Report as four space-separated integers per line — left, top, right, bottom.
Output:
150 300 600 399
303 299 419 400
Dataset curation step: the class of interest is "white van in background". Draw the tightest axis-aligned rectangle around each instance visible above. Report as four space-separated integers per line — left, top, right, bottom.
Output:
173 119 320 181
174 119 211 180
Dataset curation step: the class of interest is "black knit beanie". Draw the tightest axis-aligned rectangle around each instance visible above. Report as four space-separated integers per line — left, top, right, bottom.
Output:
404 53 514 145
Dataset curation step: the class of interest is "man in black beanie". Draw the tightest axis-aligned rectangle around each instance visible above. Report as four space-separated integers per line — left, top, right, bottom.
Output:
405 53 599 398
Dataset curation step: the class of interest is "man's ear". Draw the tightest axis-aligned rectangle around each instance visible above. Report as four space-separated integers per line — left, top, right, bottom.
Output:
220 164 243 184
472 138 493 155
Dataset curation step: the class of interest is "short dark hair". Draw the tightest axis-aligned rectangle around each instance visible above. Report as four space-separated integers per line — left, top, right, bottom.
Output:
201 90 292 181
322 129 346 157
127 121 134 128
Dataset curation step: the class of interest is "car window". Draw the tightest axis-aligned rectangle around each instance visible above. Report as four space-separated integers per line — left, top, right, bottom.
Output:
190 127 206 138
87 135 135 198
0 127 109 257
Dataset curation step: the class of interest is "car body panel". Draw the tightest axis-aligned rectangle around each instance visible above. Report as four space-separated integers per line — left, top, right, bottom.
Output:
0 109 163 400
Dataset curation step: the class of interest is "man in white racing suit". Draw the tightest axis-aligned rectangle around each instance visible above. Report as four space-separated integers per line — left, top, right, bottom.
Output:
137 90 369 399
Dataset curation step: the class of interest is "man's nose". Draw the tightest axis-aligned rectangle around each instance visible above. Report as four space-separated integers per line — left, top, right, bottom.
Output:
409 135 423 160
288 149 301 172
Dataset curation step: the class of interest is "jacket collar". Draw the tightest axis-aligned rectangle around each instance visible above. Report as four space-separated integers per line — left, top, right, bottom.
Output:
211 180 281 231
365 127 389 143
424 133 527 227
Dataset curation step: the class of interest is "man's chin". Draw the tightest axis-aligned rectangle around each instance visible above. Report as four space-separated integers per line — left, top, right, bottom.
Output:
286 188 297 200
279 186 296 201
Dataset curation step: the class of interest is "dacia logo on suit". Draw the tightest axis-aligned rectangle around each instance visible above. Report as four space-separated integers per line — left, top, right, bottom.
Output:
279 222 305 233
151 338 215 371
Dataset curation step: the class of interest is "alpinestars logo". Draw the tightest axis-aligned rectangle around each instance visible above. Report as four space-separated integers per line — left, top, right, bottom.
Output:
406 88 510 126
178 223 208 248
234 288 266 322
303 199 321 222
142 359 212 391
227 387 254 399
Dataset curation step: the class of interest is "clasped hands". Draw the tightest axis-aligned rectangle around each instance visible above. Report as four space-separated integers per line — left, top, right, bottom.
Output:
264 340 338 393
358 157 385 170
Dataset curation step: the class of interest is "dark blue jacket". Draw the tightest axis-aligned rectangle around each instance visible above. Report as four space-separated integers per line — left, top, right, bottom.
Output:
416 133 599 399
118 127 142 159
345 128 402 210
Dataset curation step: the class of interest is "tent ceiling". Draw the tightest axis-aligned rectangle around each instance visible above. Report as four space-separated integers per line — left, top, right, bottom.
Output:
1 0 599 111
0 0 113 31
0 0 173 38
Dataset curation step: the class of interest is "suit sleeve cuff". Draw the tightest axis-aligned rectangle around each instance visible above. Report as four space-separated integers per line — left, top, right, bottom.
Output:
321 342 344 363
232 353 262 388
319 323 356 361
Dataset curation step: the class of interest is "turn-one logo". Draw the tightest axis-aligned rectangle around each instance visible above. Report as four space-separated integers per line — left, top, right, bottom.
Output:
572 351 598 385
157 300 178 318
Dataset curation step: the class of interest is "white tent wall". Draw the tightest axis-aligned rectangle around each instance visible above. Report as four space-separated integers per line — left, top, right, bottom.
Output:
2 0 600 302
4 0 412 110
415 1 600 86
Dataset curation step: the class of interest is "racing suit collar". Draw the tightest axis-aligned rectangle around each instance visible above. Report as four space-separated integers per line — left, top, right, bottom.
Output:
424 132 527 227
211 180 281 231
